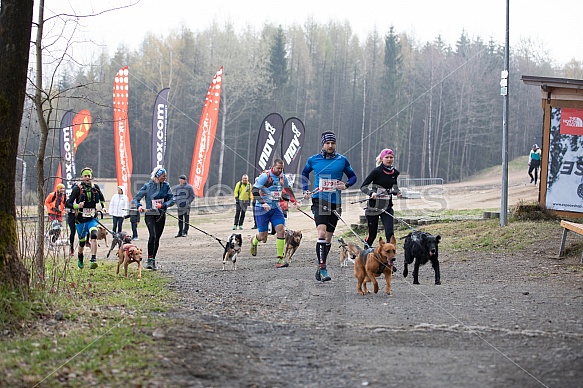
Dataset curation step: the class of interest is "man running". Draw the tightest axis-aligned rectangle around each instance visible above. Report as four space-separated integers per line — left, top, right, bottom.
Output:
301 131 357 282
65 167 107 269
249 159 300 268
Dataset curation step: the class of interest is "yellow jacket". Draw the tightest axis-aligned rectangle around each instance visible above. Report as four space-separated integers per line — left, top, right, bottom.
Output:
234 181 253 202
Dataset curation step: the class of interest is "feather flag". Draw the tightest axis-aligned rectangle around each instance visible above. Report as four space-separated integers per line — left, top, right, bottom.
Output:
72 109 92 151
281 117 305 186
54 110 75 195
113 66 133 200
189 66 223 197
254 113 284 178
152 88 170 171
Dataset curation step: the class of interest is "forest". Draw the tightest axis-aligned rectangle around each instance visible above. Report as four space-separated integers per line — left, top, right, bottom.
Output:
18 19 583 200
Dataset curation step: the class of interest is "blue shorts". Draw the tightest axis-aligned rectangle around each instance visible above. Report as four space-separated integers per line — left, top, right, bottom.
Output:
255 207 285 233
75 219 99 241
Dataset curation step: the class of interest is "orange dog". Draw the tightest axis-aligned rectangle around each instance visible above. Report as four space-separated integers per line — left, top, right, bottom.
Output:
353 236 397 295
116 243 143 279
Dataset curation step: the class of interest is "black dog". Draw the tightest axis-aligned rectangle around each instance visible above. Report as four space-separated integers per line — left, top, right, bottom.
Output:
107 231 133 258
223 233 242 270
402 231 441 285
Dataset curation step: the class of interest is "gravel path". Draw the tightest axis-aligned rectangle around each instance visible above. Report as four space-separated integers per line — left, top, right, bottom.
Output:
134 174 583 387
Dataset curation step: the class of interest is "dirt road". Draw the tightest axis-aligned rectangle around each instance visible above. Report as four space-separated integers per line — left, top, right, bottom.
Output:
133 171 583 387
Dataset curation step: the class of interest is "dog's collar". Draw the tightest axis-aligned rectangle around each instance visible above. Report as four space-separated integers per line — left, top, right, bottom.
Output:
372 252 393 274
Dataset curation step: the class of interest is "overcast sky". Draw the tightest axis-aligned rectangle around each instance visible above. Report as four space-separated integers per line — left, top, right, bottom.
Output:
52 0 581 67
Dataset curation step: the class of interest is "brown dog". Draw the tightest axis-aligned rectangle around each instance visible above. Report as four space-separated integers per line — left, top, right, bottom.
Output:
96 225 109 247
284 229 302 263
353 236 397 295
116 243 143 279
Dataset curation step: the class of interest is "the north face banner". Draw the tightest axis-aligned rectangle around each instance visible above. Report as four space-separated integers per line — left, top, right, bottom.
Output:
560 108 583 136
254 113 284 178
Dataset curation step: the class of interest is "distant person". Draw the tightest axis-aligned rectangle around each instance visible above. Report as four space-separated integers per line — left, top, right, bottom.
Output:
360 148 402 248
301 131 357 282
174 174 195 237
133 167 175 270
233 174 252 230
44 183 66 243
528 144 541 184
129 203 140 241
109 185 128 233
44 183 66 223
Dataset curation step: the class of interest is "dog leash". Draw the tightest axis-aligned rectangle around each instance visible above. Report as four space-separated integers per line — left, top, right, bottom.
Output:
158 208 226 249
332 210 371 249
369 207 416 232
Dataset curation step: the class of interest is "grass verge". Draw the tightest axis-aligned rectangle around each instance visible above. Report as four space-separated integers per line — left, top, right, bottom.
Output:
0 261 177 387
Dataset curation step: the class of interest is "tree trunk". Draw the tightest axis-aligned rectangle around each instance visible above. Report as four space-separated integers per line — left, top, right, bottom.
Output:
33 0 49 286
0 0 34 295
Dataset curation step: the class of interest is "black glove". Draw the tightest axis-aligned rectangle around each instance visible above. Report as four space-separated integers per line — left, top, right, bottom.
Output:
235 198 240 204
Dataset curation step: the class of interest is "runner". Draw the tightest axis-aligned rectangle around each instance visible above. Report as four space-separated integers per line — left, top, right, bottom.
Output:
249 159 300 268
65 167 107 269
301 131 357 282
132 166 175 271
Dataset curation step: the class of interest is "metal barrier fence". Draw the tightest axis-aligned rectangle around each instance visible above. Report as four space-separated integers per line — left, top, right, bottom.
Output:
398 178 444 188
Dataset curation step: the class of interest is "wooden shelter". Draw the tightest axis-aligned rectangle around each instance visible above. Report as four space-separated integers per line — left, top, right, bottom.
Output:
521 76 583 218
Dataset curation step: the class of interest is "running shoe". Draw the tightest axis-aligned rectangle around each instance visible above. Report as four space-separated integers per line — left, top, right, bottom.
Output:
317 267 331 282
275 256 289 268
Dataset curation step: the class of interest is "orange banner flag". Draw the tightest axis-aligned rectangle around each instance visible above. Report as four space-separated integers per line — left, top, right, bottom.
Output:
189 66 223 197
113 66 133 200
73 109 92 151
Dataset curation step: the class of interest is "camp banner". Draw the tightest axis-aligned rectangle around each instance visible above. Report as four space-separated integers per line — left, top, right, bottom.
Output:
545 107 583 213
189 67 224 197
152 88 170 171
281 117 305 186
113 66 134 200
254 113 284 178
54 110 74 195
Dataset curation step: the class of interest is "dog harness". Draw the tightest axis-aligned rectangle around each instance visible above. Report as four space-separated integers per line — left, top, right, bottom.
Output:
123 244 137 255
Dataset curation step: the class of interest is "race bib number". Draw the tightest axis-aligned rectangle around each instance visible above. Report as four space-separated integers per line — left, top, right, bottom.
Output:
271 190 282 201
319 178 337 192
82 208 95 218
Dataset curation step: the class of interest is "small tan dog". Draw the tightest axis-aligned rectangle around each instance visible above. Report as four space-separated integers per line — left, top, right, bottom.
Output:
338 237 355 267
96 225 109 247
116 243 143 279
284 229 302 263
352 236 397 295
